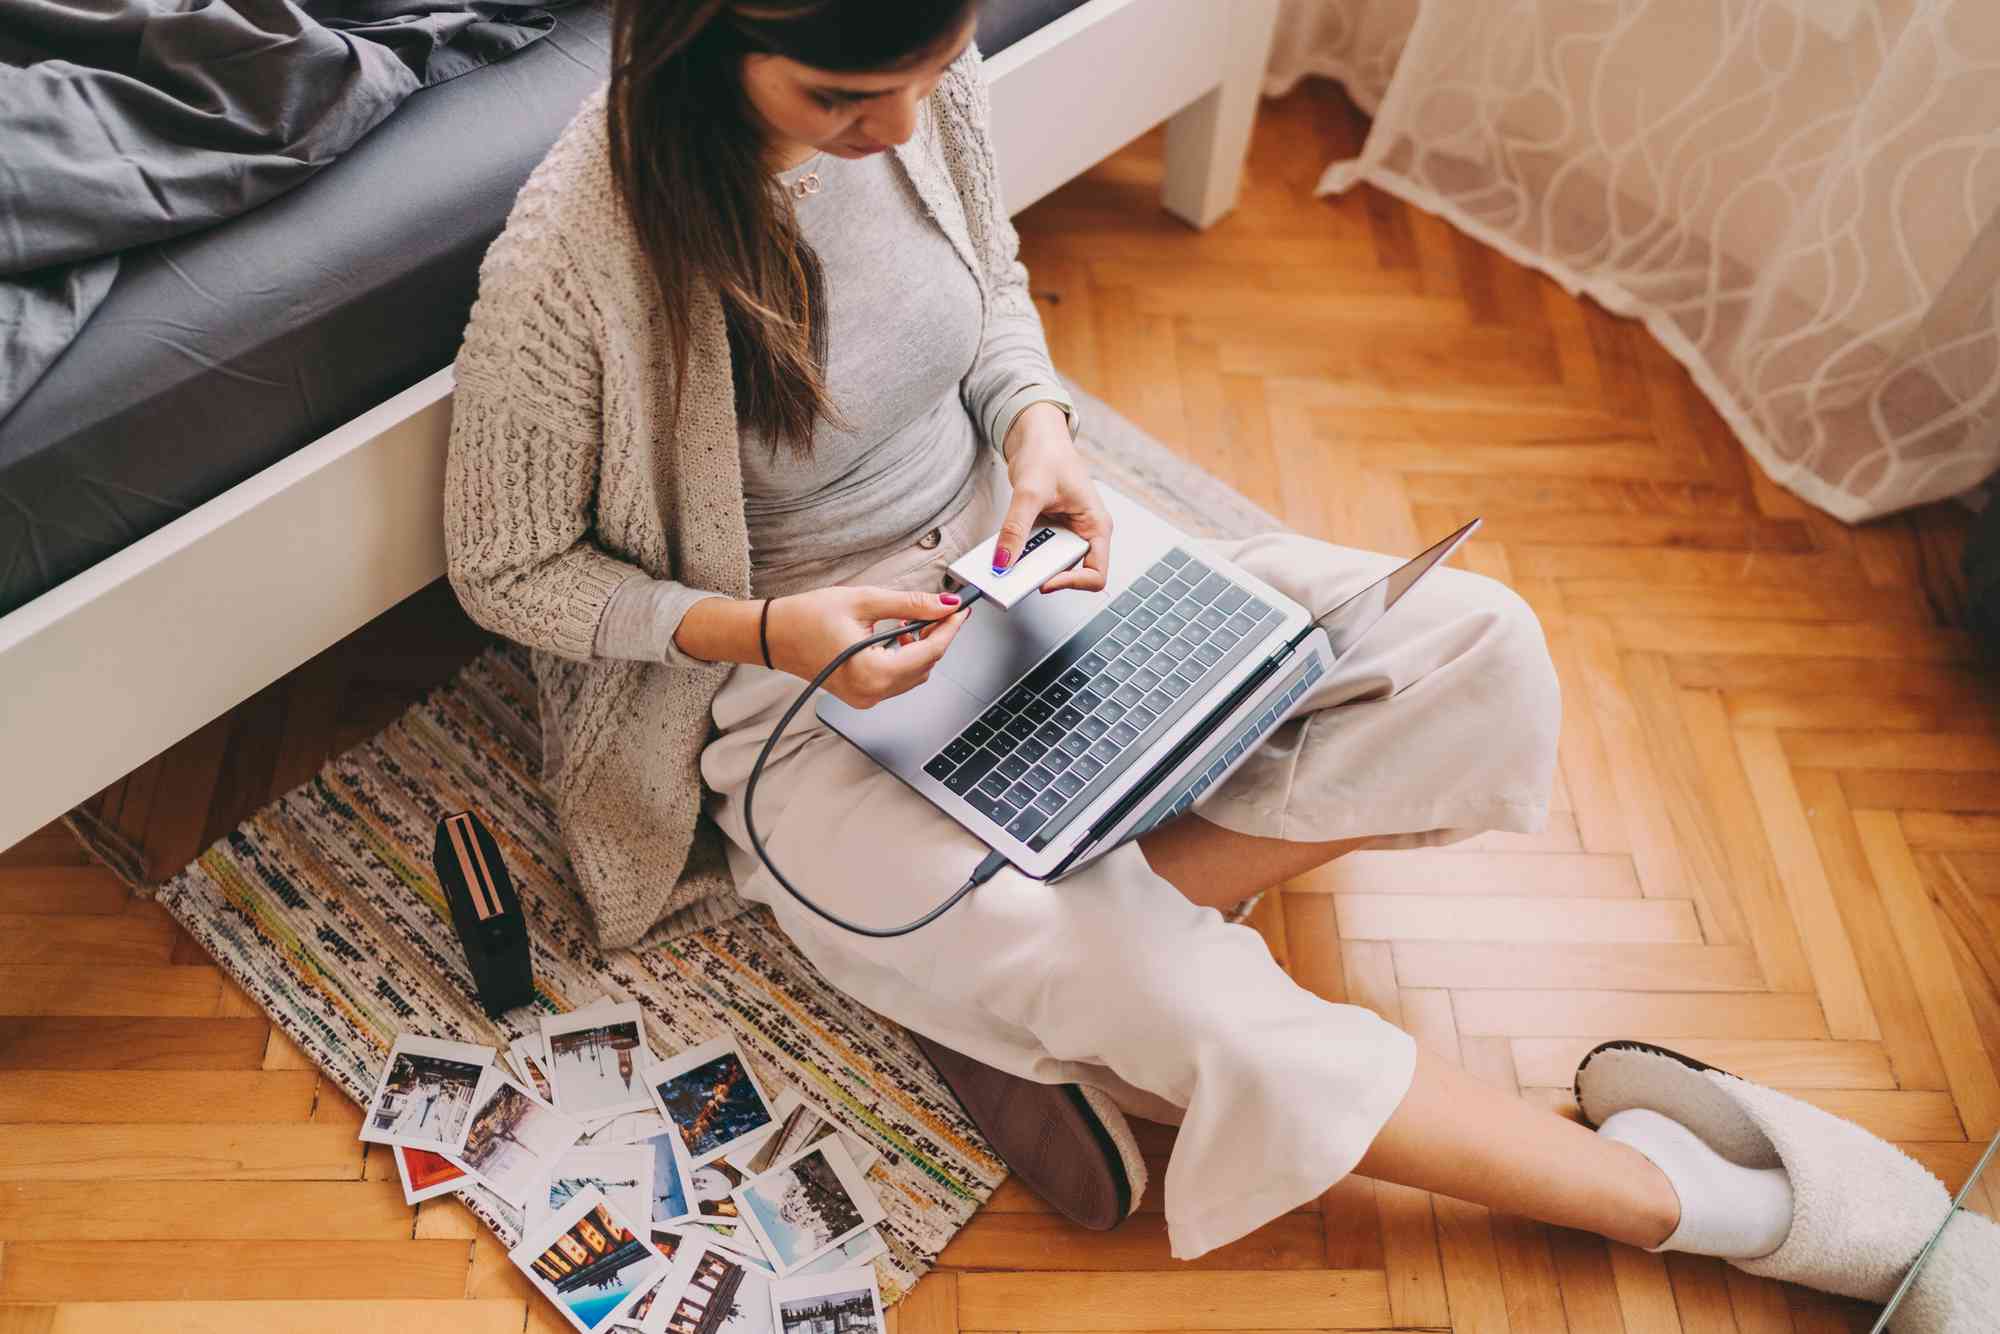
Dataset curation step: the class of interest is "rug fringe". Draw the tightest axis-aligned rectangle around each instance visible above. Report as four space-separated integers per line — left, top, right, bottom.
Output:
61 805 155 898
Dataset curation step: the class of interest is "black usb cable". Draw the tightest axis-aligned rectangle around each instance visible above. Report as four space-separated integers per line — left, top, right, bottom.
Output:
743 584 1010 938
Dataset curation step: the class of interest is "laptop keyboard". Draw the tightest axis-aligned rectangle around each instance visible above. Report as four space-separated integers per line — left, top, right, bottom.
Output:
920 547 1284 852
1125 651 1326 841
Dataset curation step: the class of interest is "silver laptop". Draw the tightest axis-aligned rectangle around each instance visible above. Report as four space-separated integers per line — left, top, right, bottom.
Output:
817 482 1479 884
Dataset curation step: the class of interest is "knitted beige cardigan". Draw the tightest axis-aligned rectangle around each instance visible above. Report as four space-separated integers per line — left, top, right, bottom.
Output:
443 48 1057 948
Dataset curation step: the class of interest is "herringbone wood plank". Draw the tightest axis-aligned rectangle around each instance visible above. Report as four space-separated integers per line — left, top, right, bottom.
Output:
4 80 1995 1334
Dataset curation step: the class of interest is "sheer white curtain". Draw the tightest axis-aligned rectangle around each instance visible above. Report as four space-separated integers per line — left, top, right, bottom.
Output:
1265 0 2000 521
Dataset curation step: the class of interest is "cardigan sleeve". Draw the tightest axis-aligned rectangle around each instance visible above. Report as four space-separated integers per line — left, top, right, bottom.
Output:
444 231 653 663
949 49 1081 462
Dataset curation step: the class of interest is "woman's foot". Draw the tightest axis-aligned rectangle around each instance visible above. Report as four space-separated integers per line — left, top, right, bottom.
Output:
1575 1040 1999 1329
1597 1107 1793 1258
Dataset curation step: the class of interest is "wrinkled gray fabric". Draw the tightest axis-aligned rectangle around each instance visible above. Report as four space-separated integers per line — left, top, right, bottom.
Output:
0 0 563 417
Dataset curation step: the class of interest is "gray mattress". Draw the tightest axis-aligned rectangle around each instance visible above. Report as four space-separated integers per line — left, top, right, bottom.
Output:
0 0 1089 616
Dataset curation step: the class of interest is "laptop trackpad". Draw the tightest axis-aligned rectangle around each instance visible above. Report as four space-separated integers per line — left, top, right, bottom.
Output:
938 585 1103 699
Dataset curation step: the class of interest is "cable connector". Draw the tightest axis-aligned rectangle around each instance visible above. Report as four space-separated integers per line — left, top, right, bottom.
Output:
744 583 1002 937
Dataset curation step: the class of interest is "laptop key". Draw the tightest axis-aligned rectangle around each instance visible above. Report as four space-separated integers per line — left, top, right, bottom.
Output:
1157 612 1189 637
1006 808 1047 841
1054 771 1086 797
1126 608 1157 631
1112 684 1145 708
1016 738 1050 764
998 754 1031 782
1109 589 1143 617
1225 612 1258 637
943 738 975 765
1073 688 1104 713
1095 700 1127 724
1088 738 1121 764
1145 688 1175 714
1192 642 1223 668
1024 699 1055 725
1079 715 1111 740
1002 685 1035 712
1103 659 1137 683
1072 754 1105 780
1143 591 1175 616
1106 622 1140 647
1194 606 1228 633
1034 720 1065 745
1005 780 1039 808
978 772 1012 800
1108 721 1141 748
1076 653 1109 675
1128 703 1157 727
962 721 994 747
1192 572 1232 603
1059 667 1092 691
1161 547 1191 569
987 727 1021 755
964 789 1007 823
1026 764 1057 787
1034 790 1066 816
923 755 956 782
1054 706 1086 730
1212 585 1250 614
1136 628 1170 653
1129 667 1163 691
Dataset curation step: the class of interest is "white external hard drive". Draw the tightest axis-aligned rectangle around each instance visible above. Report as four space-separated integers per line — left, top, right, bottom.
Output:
947 522 1090 610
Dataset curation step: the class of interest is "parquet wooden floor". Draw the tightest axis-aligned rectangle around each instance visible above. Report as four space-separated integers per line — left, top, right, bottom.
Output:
4 81 1996 1334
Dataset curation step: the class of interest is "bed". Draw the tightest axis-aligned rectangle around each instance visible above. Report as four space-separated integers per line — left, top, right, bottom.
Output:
0 0 1280 857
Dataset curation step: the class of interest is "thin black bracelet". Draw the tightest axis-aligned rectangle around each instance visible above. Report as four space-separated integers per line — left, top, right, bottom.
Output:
758 596 774 670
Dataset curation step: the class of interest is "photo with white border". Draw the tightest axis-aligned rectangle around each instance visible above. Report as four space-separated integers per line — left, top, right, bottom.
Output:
543 1001 655 1121
509 1188 667 1334
457 1067 585 1208
730 1142 884 1277
647 1037 778 1169
767 1266 884 1334
358 1033 492 1152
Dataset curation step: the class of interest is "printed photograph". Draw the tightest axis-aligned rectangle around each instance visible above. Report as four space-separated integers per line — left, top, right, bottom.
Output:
510 1190 667 1334
510 1039 556 1104
580 1108 671 1147
768 1269 884 1334
734 1093 877 1177
732 1143 884 1276
649 1038 777 1168
359 1034 491 1152
535 1144 655 1233
641 1129 693 1222
687 1157 745 1220
395 1145 467 1205
643 1242 773 1334
544 1002 655 1120
459 1069 585 1208
786 1230 884 1281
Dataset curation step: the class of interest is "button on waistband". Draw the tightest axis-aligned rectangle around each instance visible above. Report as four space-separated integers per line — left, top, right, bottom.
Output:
916 527 942 549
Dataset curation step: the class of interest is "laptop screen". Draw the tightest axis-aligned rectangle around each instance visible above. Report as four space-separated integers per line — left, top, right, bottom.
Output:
1309 519 1482 658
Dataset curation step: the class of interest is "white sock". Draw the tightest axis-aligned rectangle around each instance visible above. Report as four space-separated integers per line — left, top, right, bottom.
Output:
1598 1107 1794 1260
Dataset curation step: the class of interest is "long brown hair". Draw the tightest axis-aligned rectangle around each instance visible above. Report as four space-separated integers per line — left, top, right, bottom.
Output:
608 0 979 456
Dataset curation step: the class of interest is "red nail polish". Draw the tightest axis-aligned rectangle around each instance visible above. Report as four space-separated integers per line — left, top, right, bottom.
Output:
940 593 959 606
992 548 1011 571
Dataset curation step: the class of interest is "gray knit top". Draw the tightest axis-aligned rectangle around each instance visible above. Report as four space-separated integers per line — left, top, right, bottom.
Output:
592 134 1072 669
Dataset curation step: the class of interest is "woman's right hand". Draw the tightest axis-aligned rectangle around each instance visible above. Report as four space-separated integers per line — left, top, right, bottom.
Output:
765 585 971 708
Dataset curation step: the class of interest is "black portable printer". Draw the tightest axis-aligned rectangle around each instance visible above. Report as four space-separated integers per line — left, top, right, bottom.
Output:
432 809 535 1018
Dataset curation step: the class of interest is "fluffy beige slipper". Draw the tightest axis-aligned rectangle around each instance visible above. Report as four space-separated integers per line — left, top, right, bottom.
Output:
1574 1041 1998 1333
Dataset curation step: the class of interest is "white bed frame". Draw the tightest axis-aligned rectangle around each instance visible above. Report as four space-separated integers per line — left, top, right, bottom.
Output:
0 0 1279 858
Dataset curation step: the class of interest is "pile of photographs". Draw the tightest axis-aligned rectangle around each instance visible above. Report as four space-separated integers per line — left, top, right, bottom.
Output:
358 1001 893 1334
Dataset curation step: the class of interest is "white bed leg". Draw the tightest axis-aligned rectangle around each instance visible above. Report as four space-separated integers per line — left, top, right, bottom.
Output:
1161 0 1281 230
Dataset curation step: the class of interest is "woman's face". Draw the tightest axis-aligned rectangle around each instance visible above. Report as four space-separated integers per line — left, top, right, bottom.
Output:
740 17 977 167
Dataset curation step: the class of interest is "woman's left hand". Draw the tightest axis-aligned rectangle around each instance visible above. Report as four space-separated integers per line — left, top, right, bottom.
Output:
993 402 1112 594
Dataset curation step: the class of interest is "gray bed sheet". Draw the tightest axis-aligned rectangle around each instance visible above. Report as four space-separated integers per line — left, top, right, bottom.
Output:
0 0 1087 615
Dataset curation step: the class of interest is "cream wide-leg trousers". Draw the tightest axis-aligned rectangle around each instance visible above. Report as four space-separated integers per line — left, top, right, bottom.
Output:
700 455 1561 1258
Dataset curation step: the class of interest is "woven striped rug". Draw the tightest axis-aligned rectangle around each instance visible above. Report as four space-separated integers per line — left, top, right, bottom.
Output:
138 386 1283 1301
